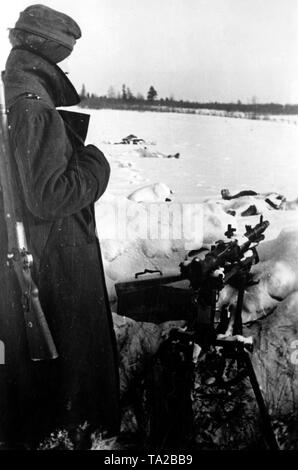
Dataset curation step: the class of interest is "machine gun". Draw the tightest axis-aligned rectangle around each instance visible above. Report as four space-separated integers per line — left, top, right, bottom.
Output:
181 218 268 289
116 217 269 330
0 73 58 361
176 217 278 450
180 217 269 347
116 217 279 450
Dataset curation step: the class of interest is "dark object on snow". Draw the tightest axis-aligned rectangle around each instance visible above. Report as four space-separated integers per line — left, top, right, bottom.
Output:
221 189 258 199
221 188 286 214
166 152 180 159
117 134 145 145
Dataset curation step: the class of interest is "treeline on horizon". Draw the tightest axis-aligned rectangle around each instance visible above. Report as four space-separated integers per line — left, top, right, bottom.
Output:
78 84 298 115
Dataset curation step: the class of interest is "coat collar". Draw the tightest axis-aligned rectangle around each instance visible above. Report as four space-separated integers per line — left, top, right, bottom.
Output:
4 47 80 108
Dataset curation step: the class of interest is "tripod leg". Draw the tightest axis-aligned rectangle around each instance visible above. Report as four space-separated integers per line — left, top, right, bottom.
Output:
233 285 244 336
242 351 279 450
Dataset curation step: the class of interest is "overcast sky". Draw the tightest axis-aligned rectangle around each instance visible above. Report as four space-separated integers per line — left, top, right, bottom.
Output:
0 0 298 104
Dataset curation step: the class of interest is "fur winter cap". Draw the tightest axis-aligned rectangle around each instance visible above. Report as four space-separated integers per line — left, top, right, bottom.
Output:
14 4 81 51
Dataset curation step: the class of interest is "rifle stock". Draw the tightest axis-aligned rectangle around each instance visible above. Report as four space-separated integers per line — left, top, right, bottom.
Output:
0 73 58 361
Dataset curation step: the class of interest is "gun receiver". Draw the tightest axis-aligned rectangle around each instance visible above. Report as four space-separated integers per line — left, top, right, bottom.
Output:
180 218 269 290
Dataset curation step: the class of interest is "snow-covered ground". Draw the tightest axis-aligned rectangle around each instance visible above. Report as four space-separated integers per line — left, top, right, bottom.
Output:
79 108 298 203
64 108 298 306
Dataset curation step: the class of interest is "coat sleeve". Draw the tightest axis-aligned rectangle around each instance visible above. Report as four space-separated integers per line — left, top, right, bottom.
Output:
10 103 110 220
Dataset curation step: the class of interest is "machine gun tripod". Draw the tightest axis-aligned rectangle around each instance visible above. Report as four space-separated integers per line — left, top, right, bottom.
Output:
175 217 279 450
115 217 279 450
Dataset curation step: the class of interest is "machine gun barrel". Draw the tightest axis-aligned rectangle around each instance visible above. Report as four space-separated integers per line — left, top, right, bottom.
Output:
240 219 269 253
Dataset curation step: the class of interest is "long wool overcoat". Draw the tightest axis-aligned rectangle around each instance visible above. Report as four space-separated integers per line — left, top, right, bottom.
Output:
0 47 120 445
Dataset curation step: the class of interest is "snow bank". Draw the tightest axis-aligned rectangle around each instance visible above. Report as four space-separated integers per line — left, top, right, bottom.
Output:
95 191 239 302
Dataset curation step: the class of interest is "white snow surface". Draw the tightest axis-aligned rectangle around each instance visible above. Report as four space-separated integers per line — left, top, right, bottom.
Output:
68 107 298 302
81 108 298 202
